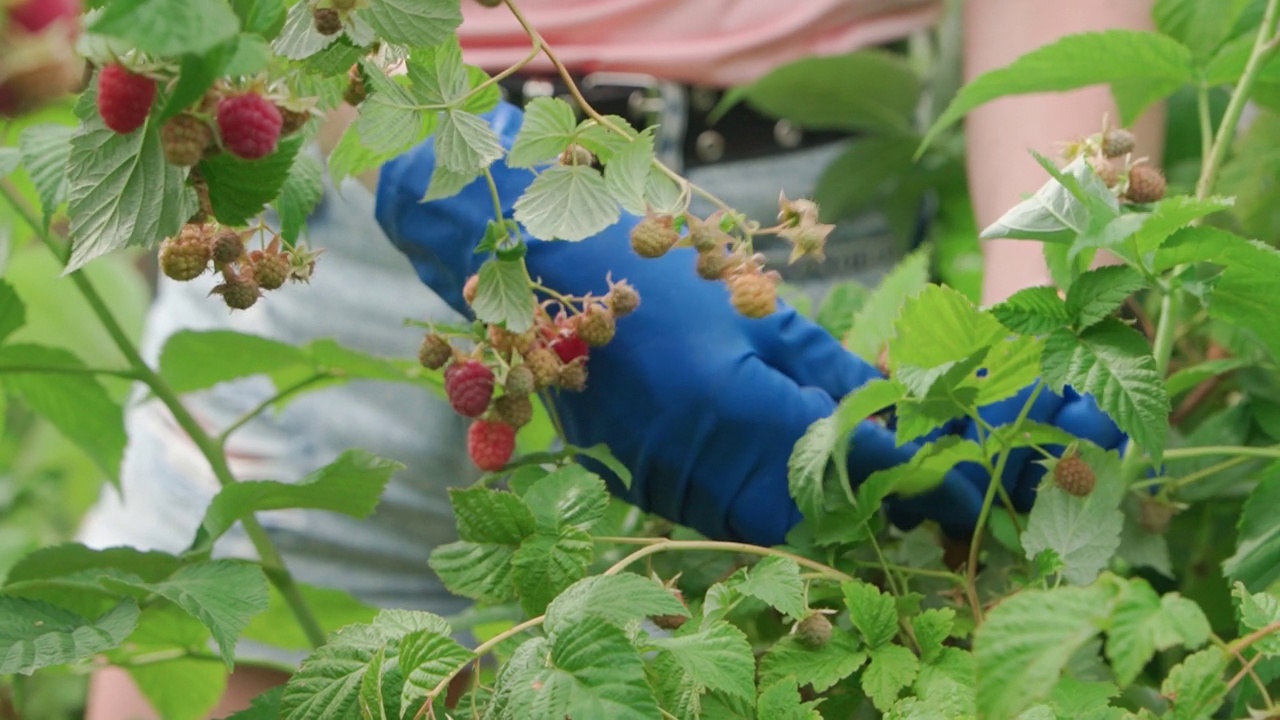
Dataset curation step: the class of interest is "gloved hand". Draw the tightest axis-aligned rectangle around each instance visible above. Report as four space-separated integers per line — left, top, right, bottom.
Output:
375 101 1124 546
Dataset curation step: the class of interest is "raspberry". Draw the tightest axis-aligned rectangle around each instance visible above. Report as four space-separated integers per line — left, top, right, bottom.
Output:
795 612 833 649
551 333 589 364
558 358 588 392
248 250 290 290
523 347 561 389
1125 164 1166 204
630 213 679 258
210 268 261 310
576 303 615 347
488 325 515 354
1138 496 1177 535
510 330 536 355
96 64 155 134
161 113 213 167
727 269 778 319
418 333 453 371
504 364 535 396
8 0 82 34
1053 454 1096 497
559 144 596 167
217 92 283 160
312 6 342 35
467 419 515 472
1101 128 1136 158
1089 158 1119 188
158 226 212 281
687 214 729 253
650 589 688 631
210 230 245 265
444 359 495 417
696 249 740 281
343 64 368 106
606 280 640 318
462 274 479 306
494 394 533 428
278 106 310 136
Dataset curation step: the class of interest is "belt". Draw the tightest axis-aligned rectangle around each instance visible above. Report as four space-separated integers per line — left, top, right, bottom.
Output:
497 72 853 170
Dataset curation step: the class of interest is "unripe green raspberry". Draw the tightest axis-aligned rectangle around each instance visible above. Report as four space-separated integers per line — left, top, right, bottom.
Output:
418 333 453 370
248 250 290 290
630 213 679 258
504 364 535 396
1053 454 1096 497
1101 128 1136 158
524 346 562 389
606 279 640 317
1125 164 1166 204
727 269 778 319
160 113 213 167
558 358 587 392
795 612 833 649
210 229 245 265
576 303 616 347
158 225 213 281
493 393 533 428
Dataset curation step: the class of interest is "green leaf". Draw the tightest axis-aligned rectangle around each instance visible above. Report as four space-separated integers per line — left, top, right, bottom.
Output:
0 343 125 479
191 450 403 551
1166 356 1253 397
158 329 308 393
90 0 240 56
223 687 283 719
912 608 956 664
230 0 286 37
423 164 479 202
0 597 138 675
429 487 537 603
451 486 536 544
199 135 303 226
543 573 687 636
1106 578 1211 685
974 581 1120 719
272 0 339 60
741 50 921 133
888 284 1007 395
756 678 823 720
436 109 503 175
651 621 756 700
128 659 228 720
354 66 437 157
358 644 391 720
472 257 536 333
863 644 920 712
507 97 578 168
3 543 181 586
65 106 196 273
327 123 387 186
280 624 392 720
979 156 1118 244
1048 676 1120 718
242 582 378 652
104 560 269 668
520 617 660 720
397 630 474 717
734 556 807 620
1065 266 1147 330
511 528 594 617
513 165 620 241
574 442 633 490
970 336 1044 407
1160 647 1228 720
1225 468 1280 591
922 30 1193 151
992 286 1072 335
0 280 24 345
1125 195 1235 256
521 464 609 533
1022 447 1125 585
814 135 921 222
844 248 931 363
1154 0 1253 60
843 580 899 648
1041 319 1169 461
360 0 461 47
603 130 655 216
0 147 19 178
1233 582 1280 656
18 124 74 220
428 542 518 604
273 151 324 245
758 633 867 693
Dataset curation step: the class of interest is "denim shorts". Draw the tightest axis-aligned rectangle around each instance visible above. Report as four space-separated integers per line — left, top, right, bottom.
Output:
77 97 910 666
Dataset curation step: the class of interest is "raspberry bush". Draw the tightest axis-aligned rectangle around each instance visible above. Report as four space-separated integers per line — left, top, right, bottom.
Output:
2 0 1280 719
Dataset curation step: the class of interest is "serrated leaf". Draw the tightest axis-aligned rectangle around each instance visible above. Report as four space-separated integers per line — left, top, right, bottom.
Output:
1041 319 1169 460
970 335 1044 407
65 109 195 273
225 687 283 719
453 486 537 544
90 0 240 56
844 248 931 363
922 30 1193 151
521 464 609 533
428 541 518 604
741 50 921 133
979 156 1119 244
912 608 955 664
1066 266 1148 329
436 109 504 175
511 528 594 617
127 658 228 720
758 633 867 693
327 123 388 186
18 124 74 220
272 0 340 59
1125 195 1235 256
0 343 125 479
992 286 1072 335
1106 578 1211 685
199 135 303 226
518 617 659 720
603 131 654 215
472 257 536 333
0 597 138 675
974 582 1120 719
756 677 823 720
889 284 1007 395
863 644 920 712
273 150 324 244
1225 468 1280 591
358 644 390 720
280 624 391 720
3 543 181 586
1155 0 1253 60
651 621 756 700
191 450 403 552
423 164 479 201
360 0 460 47
230 0 286 37
1022 447 1125 585
354 67 436 156
843 580 899 648
397 630 474 718
732 556 807 620
1233 582 1280 656
513 165 620 241
543 574 687 636
158 329 309 392
1161 647 1228 720
507 97 579 168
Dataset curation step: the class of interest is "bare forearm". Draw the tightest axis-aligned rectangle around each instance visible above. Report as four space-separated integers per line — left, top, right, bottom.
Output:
965 0 1163 304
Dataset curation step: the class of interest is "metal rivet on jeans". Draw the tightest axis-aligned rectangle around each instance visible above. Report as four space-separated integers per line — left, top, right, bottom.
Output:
774 119 803 149
695 130 725 162
689 86 718 112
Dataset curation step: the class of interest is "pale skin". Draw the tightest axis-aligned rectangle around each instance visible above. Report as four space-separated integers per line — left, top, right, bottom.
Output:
86 1 1160 715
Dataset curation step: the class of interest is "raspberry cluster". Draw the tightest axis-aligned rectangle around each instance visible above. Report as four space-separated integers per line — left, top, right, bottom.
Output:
419 276 639 472
1065 124 1167 204
0 0 85 118
157 224 321 311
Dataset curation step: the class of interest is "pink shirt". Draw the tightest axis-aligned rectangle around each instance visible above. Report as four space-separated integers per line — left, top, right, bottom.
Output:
458 0 941 87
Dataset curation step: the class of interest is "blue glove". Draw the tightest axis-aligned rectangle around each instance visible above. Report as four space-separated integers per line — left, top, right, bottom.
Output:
376 102 1124 546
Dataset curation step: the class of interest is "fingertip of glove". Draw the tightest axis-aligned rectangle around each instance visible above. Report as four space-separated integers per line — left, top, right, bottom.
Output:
1053 393 1124 449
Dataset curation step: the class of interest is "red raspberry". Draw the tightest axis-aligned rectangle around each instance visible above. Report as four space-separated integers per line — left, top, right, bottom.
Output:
1053 454 1096 497
551 333 589 364
418 333 453 370
8 0 81 34
467 419 515 472
248 250 290 290
630 213 679 258
158 225 212 281
444 359 495 417
217 93 283 160
97 64 155 134
161 113 213 167
576 303 615 347
727 269 778 319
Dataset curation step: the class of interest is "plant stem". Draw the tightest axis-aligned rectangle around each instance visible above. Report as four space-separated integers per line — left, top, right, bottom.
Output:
0 182 328 651
600 538 854 582
1230 620 1280 655
1214 633 1275 706
849 560 965 585
217 373 329 446
1131 455 1251 491
0 364 139 379
1158 444 1280 462
418 615 546 718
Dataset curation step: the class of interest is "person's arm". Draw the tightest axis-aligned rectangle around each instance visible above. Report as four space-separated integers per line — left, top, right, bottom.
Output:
965 0 1164 305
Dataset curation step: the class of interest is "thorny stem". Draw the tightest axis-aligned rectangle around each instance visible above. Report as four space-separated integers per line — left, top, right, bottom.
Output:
0 181 329 651
418 615 548 720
